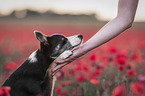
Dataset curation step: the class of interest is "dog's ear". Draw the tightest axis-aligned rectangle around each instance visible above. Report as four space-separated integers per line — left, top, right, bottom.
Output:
34 31 47 42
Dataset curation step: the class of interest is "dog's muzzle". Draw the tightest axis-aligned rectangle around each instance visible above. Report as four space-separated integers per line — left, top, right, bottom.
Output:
67 35 83 48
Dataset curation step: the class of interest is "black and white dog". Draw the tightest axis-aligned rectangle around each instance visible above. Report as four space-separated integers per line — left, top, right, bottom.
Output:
2 31 83 96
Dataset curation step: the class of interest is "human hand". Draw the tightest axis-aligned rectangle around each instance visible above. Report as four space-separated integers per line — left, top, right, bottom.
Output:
51 47 83 76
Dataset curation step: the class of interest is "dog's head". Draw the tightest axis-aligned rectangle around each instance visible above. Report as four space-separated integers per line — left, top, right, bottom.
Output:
34 31 83 59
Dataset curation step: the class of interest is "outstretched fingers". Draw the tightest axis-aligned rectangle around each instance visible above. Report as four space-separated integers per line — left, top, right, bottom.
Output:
51 49 81 76
55 58 70 64
52 63 67 76
52 63 67 72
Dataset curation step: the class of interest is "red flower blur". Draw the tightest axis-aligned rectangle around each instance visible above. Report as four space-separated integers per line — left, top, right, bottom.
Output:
89 53 97 61
75 64 82 72
130 82 145 95
108 46 118 54
112 83 126 96
0 86 11 96
131 52 141 61
4 61 18 70
64 80 73 86
94 69 101 77
116 57 126 65
0 22 145 96
127 69 137 78
63 90 69 95
90 79 100 85
0 77 2 82
118 65 124 72
55 87 63 95
76 74 85 83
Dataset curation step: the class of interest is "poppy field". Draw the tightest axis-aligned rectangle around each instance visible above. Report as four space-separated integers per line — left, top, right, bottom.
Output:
0 22 145 96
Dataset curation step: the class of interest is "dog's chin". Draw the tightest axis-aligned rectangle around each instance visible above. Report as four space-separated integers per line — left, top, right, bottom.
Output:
67 35 83 48
70 40 82 50
70 44 81 51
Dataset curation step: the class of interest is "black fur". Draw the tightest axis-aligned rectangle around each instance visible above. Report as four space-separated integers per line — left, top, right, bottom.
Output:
3 50 52 96
2 32 82 96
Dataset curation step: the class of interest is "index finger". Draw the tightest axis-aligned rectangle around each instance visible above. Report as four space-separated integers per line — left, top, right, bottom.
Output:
55 57 73 64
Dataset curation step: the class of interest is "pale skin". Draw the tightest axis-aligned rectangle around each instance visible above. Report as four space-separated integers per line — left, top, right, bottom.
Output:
52 0 139 76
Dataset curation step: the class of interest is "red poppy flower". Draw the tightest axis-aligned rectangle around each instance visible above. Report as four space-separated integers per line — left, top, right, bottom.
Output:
5 61 18 70
83 66 89 72
127 69 137 78
118 65 124 72
89 53 97 61
101 54 109 63
76 74 85 83
131 52 141 62
90 79 100 85
108 46 118 54
75 64 82 72
55 87 63 95
130 82 145 95
0 86 11 96
116 53 128 60
94 69 101 76
116 57 126 65
112 83 126 96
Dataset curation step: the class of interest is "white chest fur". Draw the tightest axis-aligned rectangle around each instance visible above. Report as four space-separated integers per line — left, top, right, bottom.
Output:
28 50 38 63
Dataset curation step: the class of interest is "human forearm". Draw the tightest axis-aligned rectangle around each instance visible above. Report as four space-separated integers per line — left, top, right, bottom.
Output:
79 0 138 55
81 17 132 53
53 0 139 74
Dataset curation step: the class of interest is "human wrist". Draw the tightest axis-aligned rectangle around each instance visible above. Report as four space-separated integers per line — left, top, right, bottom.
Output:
77 44 89 57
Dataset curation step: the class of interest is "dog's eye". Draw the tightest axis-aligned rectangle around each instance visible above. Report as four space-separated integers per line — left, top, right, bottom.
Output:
61 38 67 44
62 40 67 44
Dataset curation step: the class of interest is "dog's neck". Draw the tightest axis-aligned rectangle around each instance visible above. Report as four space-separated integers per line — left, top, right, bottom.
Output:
27 49 54 79
29 49 54 63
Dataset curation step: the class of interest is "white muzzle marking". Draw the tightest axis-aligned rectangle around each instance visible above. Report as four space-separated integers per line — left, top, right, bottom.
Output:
67 35 81 47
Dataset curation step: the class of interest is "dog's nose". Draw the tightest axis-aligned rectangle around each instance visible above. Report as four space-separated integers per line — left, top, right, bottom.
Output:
78 35 83 39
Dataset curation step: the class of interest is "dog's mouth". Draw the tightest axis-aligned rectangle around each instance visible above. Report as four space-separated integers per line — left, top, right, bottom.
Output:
67 35 83 50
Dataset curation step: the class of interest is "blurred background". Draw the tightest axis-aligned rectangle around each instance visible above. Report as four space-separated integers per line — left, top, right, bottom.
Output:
0 0 145 96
